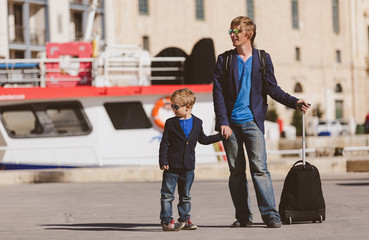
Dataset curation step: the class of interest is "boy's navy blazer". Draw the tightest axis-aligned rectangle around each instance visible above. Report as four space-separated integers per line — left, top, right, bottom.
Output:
159 115 221 170
213 47 299 134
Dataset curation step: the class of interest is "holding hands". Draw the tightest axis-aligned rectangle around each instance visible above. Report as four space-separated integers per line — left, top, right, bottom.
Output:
221 125 232 139
160 165 169 170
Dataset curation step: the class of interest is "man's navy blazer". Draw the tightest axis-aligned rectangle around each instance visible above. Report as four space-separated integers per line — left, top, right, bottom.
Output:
213 47 299 134
159 115 221 170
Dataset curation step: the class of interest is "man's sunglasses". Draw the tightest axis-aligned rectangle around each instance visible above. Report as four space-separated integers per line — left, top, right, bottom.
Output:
228 28 242 35
171 104 186 110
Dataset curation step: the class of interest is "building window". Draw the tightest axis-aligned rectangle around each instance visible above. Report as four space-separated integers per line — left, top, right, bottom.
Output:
8 0 49 58
335 100 343 119
336 50 341 63
9 50 25 59
138 0 149 15
335 83 343 93
71 11 83 40
295 47 301 61
29 4 47 45
294 82 303 93
9 3 24 43
333 0 339 33
70 0 105 42
246 0 254 20
104 102 152 130
292 0 299 29
143 36 150 52
0 101 91 138
196 0 205 20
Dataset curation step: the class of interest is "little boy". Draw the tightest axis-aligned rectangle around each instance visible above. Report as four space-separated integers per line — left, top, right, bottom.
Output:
159 88 222 231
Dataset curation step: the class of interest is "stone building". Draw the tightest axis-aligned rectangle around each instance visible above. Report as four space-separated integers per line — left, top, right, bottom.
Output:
0 0 368 126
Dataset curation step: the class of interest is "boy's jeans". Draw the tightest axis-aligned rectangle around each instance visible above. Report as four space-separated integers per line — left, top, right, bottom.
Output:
222 120 280 224
160 168 194 224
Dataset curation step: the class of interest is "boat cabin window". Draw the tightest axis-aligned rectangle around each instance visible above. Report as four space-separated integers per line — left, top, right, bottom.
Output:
0 101 91 138
2 109 43 137
104 102 152 130
46 106 90 134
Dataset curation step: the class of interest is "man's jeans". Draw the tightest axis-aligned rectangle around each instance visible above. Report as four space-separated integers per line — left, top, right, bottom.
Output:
223 121 280 223
160 168 194 224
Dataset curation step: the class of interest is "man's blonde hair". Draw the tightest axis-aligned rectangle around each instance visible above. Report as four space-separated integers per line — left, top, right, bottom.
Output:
170 88 196 107
230 16 256 45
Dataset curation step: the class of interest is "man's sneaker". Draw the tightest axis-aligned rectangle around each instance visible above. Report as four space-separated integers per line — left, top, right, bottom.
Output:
181 218 198 230
267 217 282 228
232 220 253 227
162 220 185 231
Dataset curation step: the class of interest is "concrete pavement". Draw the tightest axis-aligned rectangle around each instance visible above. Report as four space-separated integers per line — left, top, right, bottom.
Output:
0 172 369 240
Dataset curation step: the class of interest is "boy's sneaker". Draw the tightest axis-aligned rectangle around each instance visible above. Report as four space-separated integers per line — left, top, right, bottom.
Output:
181 218 198 230
162 220 185 231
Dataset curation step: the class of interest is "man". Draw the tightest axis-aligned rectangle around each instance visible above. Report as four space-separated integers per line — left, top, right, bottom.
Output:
212 16 310 228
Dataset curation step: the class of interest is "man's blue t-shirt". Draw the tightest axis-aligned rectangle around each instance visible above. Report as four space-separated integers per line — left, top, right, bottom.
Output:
231 55 254 123
179 116 193 138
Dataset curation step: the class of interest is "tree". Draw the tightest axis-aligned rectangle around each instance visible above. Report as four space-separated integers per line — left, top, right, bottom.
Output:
266 101 278 122
312 103 324 119
291 110 303 136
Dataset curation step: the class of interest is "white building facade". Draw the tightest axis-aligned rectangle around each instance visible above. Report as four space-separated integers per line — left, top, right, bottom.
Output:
0 0 368 126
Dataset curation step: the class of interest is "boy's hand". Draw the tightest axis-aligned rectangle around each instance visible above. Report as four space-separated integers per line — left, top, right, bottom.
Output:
160 165 169 170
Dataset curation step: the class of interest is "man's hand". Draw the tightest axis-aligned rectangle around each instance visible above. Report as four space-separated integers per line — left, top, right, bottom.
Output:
221 125 232 139
160 165 169 170
296 99 311 113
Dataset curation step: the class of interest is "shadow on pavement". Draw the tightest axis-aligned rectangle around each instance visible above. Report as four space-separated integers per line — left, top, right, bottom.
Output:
41 223 162 232
199 223 266 228
42 222 269 231
336 182 369 186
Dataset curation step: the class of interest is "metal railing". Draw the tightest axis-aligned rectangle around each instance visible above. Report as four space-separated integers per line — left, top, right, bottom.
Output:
0 58 94 87
342 146 369 156
0 54 185 87
267 148 316 157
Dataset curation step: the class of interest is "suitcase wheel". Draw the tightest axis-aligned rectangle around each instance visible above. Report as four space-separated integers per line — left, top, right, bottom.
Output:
313 215 324 223
287 217 293 225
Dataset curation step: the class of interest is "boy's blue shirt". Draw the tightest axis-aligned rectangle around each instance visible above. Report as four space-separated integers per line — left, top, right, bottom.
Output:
179 116 193 138
159 114 221 170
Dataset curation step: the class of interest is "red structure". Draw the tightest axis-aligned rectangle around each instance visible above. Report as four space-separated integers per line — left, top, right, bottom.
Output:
46 42 93 87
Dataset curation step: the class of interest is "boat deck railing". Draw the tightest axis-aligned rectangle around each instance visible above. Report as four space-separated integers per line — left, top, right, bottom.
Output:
0 55 185 88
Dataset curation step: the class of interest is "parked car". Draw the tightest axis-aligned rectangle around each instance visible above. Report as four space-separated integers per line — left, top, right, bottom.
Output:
337 119 351 135
317 120 343 136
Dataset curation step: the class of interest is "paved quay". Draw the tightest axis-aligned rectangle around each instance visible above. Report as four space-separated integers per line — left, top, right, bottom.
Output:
0 171 369 240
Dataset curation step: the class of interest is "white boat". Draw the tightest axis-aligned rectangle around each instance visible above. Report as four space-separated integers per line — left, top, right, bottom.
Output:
0 43 223 170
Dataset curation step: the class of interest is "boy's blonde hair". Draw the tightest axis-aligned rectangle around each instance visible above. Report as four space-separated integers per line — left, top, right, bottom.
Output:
170 88 196 107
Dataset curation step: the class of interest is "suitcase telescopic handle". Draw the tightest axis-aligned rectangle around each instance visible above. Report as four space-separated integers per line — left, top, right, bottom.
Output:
293 160 311 167
302 111 306 166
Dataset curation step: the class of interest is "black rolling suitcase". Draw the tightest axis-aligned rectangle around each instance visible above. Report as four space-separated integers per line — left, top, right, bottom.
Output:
278 111 326 224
